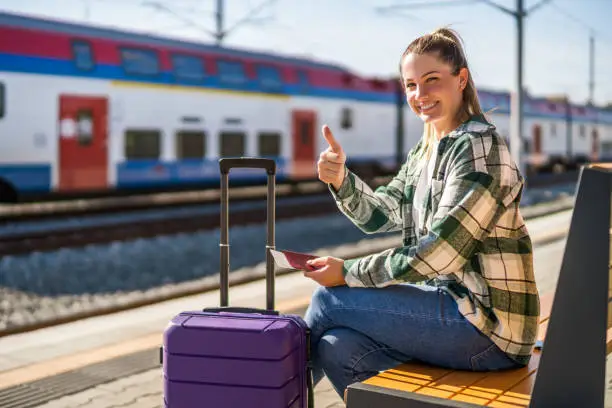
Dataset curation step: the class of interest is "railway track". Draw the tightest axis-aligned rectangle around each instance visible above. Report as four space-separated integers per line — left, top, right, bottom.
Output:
0 194 342 256
0 176 399 257
0 170 579 224
0 197 575 339
0 169 580 258
0 179 335 223
0 171 579 257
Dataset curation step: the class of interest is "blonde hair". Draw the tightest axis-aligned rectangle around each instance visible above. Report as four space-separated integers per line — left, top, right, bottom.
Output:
399 27 484 160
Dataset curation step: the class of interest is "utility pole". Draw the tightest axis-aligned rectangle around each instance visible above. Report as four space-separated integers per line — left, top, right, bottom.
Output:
589 33 595 105
215 0 224 45
142 0 276 47
479 0 552 178
547 2 599 106
83 0 90 21
214 0 278 46
515 0 525 177
565 96 572 163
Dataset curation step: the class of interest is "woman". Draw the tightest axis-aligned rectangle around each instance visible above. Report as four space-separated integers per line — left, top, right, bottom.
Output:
303 27 540 398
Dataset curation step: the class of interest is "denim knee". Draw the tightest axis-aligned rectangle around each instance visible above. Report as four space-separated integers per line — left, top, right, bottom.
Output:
304 286 335 329
309 286 334 313
315 327 409 398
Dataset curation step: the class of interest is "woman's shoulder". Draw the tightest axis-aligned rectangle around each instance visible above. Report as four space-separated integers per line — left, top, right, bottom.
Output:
447 114 521 176
451 114 499 140
448 114 509 153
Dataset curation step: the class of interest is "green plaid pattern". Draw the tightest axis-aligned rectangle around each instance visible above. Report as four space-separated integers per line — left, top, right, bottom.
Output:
330 115 539 365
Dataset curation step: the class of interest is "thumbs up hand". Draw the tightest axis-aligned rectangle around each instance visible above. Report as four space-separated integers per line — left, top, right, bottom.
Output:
317 125 347 191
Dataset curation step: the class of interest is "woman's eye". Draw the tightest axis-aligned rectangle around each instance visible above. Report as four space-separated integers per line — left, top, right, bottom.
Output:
426 77 438 83
406 83 416 89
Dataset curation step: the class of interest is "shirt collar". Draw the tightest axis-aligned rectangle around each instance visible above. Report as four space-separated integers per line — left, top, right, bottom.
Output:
446 113 496 140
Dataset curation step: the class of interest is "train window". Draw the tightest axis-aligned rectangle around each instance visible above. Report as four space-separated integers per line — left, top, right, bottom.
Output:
219 131 245 157
340 107 353 130
120 47 159 76
523 139 530 153
297 69 309 86
602 142 612 155
258 132 281 156
224 118 242 125
217 60 246 84
72 40 95 71
76 109 93 146
0 82 4 119
550 123 556 137
579 125 586 138
176 130 206 159
125 129 161 159
257 65 282 90
172 54 205 81
342 73 354 88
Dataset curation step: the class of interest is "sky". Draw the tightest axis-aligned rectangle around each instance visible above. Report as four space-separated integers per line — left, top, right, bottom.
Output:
1 0 611 106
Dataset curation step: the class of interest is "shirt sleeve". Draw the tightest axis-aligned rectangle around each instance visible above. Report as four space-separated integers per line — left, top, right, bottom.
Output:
328 160 410 234
342 133 524 288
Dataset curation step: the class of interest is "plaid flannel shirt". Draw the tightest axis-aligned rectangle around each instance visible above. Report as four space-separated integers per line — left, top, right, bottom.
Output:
330 115 539 365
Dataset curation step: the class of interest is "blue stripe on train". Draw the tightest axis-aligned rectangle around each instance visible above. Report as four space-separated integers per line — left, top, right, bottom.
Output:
0 164 51 192
0 156 396 195
1 54 607 122
115 158 290 188
0 53 396 104
114 155 399 188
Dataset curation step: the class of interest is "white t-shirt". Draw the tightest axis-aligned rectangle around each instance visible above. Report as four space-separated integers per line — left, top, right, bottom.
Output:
412 139 439 240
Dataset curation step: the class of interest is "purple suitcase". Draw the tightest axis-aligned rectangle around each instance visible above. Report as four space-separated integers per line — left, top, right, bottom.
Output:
162 158 313 408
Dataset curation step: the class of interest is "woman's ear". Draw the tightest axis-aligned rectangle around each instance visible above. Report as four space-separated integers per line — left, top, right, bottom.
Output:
458 67 469 91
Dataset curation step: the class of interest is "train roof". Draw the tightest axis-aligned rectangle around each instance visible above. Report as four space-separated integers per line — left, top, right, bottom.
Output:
1 10 609 119
0 10 356 74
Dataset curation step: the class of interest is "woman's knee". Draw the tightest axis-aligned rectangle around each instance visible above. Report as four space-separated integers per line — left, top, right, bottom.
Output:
316 327 408 395
317 327 394 371
305 286 339 326
310 286 337 311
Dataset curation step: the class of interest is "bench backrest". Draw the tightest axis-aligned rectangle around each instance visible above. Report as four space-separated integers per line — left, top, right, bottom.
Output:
529 165 612 408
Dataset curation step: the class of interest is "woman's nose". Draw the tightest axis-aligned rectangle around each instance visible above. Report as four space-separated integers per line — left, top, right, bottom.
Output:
415 85 427 99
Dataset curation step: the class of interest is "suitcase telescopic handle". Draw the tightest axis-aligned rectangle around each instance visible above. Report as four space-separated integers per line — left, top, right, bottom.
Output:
202 306 279 316
218 157 276 311
219 157 276 175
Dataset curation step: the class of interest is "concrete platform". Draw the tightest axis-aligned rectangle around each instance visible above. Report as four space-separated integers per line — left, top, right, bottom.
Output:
0 210 584 407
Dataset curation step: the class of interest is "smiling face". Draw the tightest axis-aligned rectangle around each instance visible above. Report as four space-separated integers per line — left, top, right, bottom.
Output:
400 52 468 136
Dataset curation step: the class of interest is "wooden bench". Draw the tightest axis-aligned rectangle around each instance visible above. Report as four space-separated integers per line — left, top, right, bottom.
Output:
345 165 612 408
345 291 612 407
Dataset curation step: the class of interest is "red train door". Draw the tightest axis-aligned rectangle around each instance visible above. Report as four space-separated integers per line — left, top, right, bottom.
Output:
532 124 542 154
291 110 317 179
58 95 108 191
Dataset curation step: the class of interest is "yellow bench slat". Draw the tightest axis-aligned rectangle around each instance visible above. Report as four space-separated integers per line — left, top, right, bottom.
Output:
362 361 452 391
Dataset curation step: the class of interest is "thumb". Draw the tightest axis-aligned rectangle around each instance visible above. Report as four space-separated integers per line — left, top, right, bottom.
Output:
322 125 343 154
306 257 327 268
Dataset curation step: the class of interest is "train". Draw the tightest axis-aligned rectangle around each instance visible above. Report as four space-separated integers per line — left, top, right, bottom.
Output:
1 10 611 203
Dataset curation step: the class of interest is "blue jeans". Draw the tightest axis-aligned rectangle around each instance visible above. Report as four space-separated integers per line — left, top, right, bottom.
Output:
304 284 521 398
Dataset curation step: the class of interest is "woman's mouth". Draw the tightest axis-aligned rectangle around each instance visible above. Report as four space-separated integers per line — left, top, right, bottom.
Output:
419 101 439 113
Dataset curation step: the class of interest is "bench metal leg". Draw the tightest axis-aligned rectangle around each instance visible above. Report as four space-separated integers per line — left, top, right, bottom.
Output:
530 166 611 408
345 382 483 408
